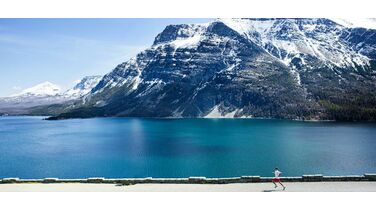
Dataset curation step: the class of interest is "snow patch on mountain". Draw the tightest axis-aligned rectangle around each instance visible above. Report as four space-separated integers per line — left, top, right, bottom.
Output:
204 105 242 118
171 34 202 49
132 61 143 90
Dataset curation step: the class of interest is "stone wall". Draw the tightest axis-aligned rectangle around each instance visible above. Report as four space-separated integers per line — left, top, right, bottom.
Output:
0 174 375 184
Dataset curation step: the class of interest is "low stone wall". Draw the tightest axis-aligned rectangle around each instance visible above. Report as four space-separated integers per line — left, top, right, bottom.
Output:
0 174 375 184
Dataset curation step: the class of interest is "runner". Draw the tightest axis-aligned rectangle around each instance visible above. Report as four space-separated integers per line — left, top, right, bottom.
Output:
272 167 286 190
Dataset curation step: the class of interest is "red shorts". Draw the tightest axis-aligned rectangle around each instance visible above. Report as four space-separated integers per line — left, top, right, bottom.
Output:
272 178 281 183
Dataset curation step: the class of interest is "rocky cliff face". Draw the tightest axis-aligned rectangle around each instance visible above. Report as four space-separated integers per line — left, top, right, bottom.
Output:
49 19 376 121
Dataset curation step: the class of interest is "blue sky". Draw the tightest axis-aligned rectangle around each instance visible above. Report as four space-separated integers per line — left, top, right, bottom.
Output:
0 18 212 97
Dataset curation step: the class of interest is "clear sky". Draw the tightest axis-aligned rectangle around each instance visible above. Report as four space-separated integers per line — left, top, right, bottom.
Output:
0 18 212 97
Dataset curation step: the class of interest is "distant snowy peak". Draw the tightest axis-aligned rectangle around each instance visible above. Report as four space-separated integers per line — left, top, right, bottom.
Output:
63 75 102 98
7 75 102 99
12 81 61 97
0 76 103 114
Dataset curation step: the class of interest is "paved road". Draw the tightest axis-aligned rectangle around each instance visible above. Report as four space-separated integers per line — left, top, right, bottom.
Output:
1 182 376 192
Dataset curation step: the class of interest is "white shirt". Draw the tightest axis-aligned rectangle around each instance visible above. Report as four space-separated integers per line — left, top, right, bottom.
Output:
274 170 281 178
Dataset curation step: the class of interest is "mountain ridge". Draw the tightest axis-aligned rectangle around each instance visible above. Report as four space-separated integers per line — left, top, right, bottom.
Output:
29 18 376 121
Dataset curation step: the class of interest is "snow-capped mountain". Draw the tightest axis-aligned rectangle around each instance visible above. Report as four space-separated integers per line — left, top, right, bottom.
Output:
10 81 61 98
0 81 65 109
0 76 102 115
42 19 376 120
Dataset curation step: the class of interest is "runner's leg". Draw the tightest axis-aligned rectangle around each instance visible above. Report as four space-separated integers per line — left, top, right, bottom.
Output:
273 180 277 188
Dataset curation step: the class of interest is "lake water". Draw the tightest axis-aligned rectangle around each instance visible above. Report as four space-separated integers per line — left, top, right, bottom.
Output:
0 116 375 179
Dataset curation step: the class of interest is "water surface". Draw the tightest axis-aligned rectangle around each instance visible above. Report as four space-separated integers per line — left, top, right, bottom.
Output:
0 116 375 178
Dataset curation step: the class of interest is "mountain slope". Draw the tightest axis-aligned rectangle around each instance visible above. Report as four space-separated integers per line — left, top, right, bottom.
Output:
49 19 376 121
62 76 103 99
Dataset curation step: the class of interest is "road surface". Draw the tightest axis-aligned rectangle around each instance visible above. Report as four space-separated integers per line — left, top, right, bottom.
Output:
1 182 375 192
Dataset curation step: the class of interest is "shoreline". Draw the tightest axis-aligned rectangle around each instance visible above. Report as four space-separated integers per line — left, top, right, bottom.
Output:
2 114 371 123
1 174 375 185
4 114 376 123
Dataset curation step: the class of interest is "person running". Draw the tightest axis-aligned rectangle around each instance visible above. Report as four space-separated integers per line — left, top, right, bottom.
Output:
272 167 286 190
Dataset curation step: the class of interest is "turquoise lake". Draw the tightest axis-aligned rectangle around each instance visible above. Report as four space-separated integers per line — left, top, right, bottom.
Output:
0 116 375 178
